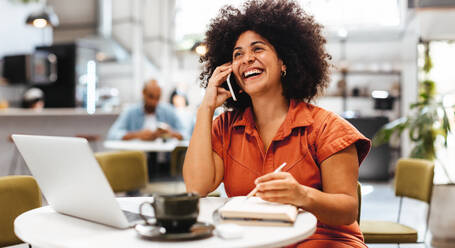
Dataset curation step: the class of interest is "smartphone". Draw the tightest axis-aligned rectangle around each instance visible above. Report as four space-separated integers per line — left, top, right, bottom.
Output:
223 73 241 102
226 74 237 101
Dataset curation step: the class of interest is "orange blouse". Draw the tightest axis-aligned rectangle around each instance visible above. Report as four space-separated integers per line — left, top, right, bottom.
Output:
212 100 370 248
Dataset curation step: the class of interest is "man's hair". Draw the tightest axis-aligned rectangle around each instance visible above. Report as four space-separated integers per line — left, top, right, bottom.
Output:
199 0 331 111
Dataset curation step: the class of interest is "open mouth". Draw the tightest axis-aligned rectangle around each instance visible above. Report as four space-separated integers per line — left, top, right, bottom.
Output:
243 69 263 79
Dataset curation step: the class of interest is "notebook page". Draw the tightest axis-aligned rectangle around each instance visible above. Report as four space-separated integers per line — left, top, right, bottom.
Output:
219 196 298 222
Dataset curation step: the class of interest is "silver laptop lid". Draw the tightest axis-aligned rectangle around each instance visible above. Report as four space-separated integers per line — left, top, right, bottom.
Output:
12 134 130 229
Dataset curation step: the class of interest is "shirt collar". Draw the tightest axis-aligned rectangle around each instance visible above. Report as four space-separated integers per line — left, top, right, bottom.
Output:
232 99 314 138
232 106 255 135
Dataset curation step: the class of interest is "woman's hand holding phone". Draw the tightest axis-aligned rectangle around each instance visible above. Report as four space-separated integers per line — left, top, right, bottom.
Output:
201 62 233 112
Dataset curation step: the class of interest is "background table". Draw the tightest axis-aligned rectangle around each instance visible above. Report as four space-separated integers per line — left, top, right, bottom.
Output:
15 197 317 248
104 139 189 152
104 139 190 178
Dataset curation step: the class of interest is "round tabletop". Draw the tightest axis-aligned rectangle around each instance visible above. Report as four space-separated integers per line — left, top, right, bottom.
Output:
15 197 317 248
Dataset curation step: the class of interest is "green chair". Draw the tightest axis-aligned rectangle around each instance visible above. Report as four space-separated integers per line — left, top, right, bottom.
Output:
170 146 187 177
0 175 42 247
360 158 434 244
171 146 220 196
95 150 148 194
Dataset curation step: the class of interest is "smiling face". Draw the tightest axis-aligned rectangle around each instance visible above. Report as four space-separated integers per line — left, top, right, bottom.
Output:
231 30 286 98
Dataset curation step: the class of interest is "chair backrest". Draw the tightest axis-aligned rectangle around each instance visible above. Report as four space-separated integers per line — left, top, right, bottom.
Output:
357 182 361 224
170 146 187 177
0 175 42 246
95 151 148 193
394 158 434 203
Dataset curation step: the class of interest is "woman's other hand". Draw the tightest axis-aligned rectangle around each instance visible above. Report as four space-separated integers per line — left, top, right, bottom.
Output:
254 172 310 208
201 62 233 111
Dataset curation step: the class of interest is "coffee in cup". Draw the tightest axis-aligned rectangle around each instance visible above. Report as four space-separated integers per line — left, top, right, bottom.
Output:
139 192 200 233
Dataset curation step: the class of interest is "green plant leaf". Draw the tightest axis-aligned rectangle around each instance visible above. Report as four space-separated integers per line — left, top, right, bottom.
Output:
372 117 408 147
423 43 433 73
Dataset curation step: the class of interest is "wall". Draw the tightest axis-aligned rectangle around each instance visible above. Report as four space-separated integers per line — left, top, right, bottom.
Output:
318 38 405 120
111 0 176 104
0 1 50 57
49 0 97 43
0 85 26 107
0 1 51 107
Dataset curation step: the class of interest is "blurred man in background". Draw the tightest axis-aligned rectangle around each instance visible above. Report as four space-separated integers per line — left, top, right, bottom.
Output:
107 79 184 180
107 79 183 141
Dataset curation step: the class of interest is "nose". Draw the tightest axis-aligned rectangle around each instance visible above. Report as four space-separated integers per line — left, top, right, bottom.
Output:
242 50 255 64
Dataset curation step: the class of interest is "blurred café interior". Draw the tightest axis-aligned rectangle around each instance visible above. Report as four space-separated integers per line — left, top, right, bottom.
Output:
1 0 455 247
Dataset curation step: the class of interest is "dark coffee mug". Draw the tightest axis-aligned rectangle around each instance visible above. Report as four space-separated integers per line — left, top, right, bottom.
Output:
139 192 200 233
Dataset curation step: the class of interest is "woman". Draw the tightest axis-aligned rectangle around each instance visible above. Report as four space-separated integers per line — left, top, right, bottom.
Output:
183 0 370 247
169 89 194 139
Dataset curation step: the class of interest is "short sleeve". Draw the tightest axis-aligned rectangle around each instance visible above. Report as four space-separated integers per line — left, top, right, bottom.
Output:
211 114 225 158
315 112 371 165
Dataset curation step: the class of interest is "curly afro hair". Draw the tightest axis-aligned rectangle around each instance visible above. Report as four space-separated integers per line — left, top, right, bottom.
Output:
199 0 331 111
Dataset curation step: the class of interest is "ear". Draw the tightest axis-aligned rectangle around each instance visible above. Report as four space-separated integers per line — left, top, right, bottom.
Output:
278 58 286 72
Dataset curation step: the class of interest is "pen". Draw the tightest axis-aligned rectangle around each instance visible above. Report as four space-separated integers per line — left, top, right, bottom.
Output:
246 162 287 199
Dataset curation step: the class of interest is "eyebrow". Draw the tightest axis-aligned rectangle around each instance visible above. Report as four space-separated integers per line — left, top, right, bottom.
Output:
233 40 266 51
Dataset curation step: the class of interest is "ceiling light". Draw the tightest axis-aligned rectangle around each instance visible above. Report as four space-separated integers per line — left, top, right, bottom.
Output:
32 18 48 28
195 44 207 56
338 28 348 39
191 41 207 56
25 6 59 28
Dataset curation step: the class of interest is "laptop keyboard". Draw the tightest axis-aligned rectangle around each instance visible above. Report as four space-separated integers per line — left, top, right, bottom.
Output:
122 210 144 223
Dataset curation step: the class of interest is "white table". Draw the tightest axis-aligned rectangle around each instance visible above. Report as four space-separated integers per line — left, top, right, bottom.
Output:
103 139 189 152
15 197 317 248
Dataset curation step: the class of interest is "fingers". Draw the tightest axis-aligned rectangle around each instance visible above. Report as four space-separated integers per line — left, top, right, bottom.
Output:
214 69 232 87
208 63 232 87
201 62 235 110
217 87 231 95
255 179 301 206
256 179 290 191
256 189 291 204
255 172 289 184
253 172 307 206
213 62 232 73
217 87 232 101
137 130 149 136
138 129 156 140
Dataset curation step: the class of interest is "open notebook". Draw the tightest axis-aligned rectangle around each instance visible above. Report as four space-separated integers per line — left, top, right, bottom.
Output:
218 196 298 226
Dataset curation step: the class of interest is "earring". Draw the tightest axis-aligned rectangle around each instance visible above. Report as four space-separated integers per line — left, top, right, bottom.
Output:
281 69 287 78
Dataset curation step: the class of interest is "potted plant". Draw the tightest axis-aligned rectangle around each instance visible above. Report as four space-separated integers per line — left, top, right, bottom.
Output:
373 42 455 247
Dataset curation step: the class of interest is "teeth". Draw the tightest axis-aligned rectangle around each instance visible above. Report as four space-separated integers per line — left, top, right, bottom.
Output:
244 69 262 78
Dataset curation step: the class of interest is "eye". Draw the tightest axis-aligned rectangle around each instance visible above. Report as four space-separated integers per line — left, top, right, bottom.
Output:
254 46 264 52
233 51 242 58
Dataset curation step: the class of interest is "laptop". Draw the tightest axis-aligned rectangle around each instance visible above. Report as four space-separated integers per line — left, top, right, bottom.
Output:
12 134 145 229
